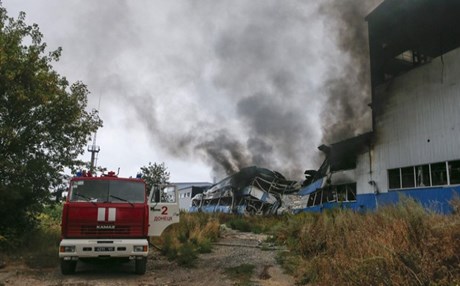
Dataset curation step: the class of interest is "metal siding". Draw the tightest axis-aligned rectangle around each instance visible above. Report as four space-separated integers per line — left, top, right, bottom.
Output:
370 47 460 193
356 153 374 195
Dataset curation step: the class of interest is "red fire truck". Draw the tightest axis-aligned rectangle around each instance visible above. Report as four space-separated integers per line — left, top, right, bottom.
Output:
58 171 179 275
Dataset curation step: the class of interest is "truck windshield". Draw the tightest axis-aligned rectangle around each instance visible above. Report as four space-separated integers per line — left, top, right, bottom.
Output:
69 180 145 203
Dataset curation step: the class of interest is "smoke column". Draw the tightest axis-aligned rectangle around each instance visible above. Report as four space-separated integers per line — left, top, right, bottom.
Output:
109 0 381 179
5 0 382 180
319 0 381 144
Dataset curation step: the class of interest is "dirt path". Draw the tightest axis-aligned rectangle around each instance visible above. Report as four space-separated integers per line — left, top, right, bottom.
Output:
0 227 295 286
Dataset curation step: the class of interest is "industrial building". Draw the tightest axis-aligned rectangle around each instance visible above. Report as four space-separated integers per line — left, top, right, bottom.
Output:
298 0 460 213
176 182 212 211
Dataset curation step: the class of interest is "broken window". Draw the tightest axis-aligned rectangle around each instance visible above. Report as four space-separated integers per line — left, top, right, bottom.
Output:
307 192 316 207
347 184 357 201
388 168 401 189
336 183 357 202
449 160 460 185
401 167 415 188
431 162 448 186
415 165 431 187
306 190 323 207
313 190 322 206
322 188 336 203
337 186 346 202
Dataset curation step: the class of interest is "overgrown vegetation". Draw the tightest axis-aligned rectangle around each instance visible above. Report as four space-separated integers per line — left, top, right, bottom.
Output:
221 214 280 234
272 199 460 286
224 263 256 286
0 204 62 268
152 212 220 267
1 197 459 286
153 200 460 285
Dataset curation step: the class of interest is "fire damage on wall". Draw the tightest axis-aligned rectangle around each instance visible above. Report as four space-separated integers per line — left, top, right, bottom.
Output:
191 0 460 215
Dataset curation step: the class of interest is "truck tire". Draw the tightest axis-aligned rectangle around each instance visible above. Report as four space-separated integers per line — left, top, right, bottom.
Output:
60 259 77 275
135 257 147 275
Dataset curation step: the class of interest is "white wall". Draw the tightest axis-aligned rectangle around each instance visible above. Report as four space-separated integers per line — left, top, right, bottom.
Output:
179 187 193 211
359 47 460 194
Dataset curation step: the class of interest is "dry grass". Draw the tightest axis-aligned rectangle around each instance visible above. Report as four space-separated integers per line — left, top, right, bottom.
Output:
173 204 460 284
152 212 220 266
13 200 458 283
273 199 460 286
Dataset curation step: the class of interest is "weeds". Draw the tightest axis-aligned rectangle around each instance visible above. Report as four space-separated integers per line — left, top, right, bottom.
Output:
224 263 255 286
153 212 220 267
2 198 459 286
272 200 460 285
0 204 62 268
224 214 284 234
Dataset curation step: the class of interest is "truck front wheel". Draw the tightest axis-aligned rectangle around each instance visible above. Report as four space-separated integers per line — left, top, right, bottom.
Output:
60 259 77 275
135 257 147 275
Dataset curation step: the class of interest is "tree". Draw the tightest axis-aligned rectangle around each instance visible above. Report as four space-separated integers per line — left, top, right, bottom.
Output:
140 162 170 192
0 6 102 233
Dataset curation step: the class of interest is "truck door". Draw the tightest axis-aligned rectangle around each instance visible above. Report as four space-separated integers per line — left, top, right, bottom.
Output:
148 185 180 236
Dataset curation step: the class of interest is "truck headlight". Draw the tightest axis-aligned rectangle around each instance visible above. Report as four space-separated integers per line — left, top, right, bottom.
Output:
133 245 147 252
60 245 76 253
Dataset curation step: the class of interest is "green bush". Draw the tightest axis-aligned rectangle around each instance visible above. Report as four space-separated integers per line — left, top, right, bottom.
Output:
0 205 62 268
226 217 252 232
176 242 198 267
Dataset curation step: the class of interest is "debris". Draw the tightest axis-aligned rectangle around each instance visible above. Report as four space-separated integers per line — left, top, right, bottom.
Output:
190 166 301 215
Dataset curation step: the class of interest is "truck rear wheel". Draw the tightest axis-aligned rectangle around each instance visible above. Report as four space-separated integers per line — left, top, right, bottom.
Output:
135 257 147 275
60 259 77 275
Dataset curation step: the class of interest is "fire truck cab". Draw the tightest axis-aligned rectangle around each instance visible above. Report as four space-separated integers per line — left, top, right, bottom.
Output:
58 171 179 275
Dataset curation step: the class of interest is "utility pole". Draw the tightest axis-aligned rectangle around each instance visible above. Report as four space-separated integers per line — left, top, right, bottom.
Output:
88 133 100 174
88 100 101 174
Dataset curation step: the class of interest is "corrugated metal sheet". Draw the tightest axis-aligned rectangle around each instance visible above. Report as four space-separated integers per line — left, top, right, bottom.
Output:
368 47 460 192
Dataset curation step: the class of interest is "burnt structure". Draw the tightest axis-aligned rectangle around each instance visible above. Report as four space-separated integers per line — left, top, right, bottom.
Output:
298 0 460 213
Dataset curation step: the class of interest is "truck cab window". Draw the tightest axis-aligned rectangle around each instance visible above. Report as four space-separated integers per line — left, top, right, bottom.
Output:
109 181 145 203
70 180 108 202
151 186 177 203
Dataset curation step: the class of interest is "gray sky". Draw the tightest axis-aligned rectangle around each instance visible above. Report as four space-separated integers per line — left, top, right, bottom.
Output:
2 0 381 182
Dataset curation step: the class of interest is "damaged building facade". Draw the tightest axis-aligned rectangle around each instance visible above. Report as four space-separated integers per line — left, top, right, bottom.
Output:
297 0 460 213
190 0 460 215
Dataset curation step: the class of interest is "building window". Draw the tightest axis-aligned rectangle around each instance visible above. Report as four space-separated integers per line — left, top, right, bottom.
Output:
401 167 415 188
322 188 336 203
415 165 431 187
307 192 316 207
449 160 460 185
388 169 401 189
313 190 322 206
307 183 357 207
347 184 357 201
389 160 460 189
431 162 448 186
334 183 357 202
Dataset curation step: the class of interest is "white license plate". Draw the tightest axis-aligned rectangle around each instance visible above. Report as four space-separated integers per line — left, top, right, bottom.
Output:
95 247 115 252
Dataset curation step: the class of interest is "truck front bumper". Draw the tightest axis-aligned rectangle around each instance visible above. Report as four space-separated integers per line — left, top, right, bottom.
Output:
59 238 149 260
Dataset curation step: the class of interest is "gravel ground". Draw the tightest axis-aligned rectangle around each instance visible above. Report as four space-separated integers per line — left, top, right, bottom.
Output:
0 227 295 286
